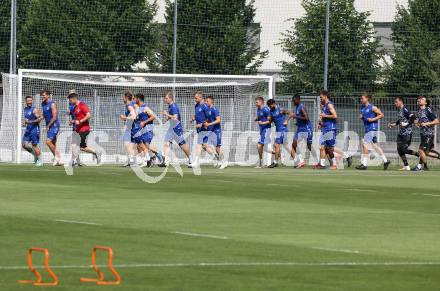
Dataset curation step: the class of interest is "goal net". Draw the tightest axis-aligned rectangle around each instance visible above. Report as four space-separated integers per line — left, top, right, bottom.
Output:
1 70 273 165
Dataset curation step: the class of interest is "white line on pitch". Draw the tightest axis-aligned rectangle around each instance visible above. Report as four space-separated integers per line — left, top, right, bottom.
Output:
207 179 234 183
54 219 103 226
171 231 228 240
411 193 440 197
311 247 366 254
1 261 440 270
266 183 289 187
423 194 440 197
346 189 377 193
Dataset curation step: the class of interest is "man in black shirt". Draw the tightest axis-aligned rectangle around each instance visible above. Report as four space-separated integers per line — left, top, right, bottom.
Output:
388 97 418 171
412 96 440 171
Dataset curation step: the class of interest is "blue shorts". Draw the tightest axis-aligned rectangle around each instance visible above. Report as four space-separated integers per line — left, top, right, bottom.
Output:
142 131 154 144
208 130 222 147
23 128 40 145
47 125 59 141
363 130 378 144
275 130 287 145
131 128 143 144
165 126 186 146
258 128 271 145
320 129 337 147
294 130 313 145
197 130 210 145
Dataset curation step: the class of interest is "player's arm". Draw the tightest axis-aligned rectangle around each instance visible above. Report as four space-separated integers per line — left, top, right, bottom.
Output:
140 107 156 127
281 109 290 115
420 110 440 127
205 113 221 128
397 109 415 128
162 107 178 121
388 118 399 128
25 108 43 124
75 105 91 125
120 105 136 121
47 103 58 128
285 111 295 122
321 104 337 119
297 107 309 121
369 106 384 122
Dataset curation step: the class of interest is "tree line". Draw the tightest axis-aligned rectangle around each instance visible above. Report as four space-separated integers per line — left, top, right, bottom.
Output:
0 0 439 95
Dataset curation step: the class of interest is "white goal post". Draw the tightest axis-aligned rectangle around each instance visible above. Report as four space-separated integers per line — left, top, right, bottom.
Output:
1 69 274 165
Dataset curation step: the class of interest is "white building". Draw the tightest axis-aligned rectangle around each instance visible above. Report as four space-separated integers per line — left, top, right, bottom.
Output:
151 0 408 76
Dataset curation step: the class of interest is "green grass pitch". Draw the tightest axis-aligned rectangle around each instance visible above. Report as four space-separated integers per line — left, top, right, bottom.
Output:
0 164 439 290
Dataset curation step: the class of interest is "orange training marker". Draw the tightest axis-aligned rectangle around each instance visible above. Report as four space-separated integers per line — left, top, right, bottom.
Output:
17 248 59 286
80 246 121 285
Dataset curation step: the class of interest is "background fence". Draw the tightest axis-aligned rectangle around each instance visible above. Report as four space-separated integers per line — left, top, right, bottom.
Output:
1 0 440 97
1 0 440 166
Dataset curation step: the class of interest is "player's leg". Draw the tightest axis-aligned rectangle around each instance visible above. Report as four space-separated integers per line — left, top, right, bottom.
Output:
269 143 280 168
313 131 327 169
326 146 337 170
256 143 264 168
31 130 42 166
356 132 372 170
70 131 84 167
292 132 306 168
46 126 62 165
216 132 227 169
397 135 416 170
79 131 101 164
427 148 440 159
413 136 433 171
256 128 269 168
314 130 332 169
191 132 206 167
324 131 337 169
291 132 299 165
123 126 136 166
269 132 283 168
370 134 390 170
179 142 192 165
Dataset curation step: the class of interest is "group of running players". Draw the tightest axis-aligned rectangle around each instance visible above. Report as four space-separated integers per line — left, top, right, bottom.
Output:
21 89 439 171
255 90 439 171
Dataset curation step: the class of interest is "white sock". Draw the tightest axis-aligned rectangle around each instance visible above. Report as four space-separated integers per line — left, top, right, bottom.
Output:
382 155 388 163
331 157 336 166
417 163 422 169
361 154 369 166
320 159 326 166
298 154 304 163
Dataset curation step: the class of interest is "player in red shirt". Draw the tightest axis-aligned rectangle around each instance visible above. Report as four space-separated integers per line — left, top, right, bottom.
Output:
68 92 101 165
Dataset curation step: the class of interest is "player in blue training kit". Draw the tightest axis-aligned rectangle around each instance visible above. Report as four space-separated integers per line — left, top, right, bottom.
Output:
355 95 390 170
255 97 272 168
40 90 63 166
119 91 137 166
412 96 440 171
204 96 226 169
161 91 192 167
131 93 163 168
290 95 314 169
315 90 338 170
267 99 289 168
388 97 419 171
190 91 217 167
22 95 43 166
